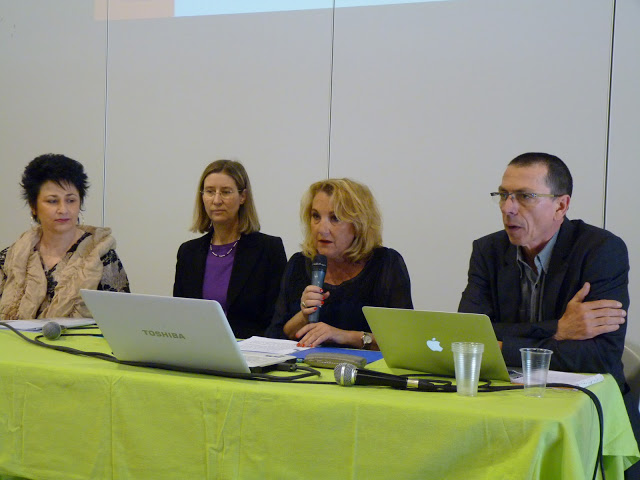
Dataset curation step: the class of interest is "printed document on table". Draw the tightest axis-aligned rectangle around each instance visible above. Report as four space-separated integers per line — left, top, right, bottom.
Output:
239 336 311 355
510 370 604 388
0 318 96 331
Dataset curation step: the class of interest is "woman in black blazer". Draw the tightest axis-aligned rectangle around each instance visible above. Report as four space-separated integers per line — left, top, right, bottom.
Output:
173 160 286 338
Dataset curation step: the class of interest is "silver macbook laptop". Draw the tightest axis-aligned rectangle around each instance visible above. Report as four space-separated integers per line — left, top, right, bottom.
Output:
80 290 294 374
363 307 511 382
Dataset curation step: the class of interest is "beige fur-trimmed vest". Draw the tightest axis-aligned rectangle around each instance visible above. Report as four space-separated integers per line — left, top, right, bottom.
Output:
0 226 116 320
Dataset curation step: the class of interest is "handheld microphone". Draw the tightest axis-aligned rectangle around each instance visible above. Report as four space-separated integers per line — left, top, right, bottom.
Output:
42 321 66 340
334 363 436 392
308 254 327 323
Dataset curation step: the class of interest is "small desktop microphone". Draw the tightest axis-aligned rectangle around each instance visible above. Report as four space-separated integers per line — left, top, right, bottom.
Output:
42 321 65 340
334 363 435 392
308 254 327 323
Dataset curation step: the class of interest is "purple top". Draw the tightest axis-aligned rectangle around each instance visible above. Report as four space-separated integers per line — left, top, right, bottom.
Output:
202 242 237 313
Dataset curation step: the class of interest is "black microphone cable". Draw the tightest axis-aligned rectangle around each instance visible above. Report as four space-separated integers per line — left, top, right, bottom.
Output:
0 321 323 382
400 372 605 480
1 321 605 478
545 382 605 480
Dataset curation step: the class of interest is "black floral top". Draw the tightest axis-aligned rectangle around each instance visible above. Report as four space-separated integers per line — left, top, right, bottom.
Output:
0 231 130 316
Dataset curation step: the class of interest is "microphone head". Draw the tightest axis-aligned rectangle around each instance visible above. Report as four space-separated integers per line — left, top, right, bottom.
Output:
42 321 63 340
311 254 327 272
334 362 357 386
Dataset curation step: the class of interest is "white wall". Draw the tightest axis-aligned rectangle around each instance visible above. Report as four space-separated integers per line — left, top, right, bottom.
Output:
1 0 638 349
103 7 334 293
606 0 640 352
329 0 612 309
0 0 107 234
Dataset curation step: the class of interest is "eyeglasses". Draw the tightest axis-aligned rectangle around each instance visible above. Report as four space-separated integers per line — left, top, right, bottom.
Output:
201 188 242 200
490 191 560 206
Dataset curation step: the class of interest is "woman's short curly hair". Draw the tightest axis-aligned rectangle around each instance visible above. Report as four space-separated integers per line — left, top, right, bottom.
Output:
21 154 89 220
300 178 382 263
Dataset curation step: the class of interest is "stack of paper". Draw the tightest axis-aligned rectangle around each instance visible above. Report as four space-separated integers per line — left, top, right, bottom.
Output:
509 370 604 388
238 336 310 355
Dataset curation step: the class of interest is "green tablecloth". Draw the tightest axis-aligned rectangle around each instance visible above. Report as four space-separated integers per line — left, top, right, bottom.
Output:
0 329 638 480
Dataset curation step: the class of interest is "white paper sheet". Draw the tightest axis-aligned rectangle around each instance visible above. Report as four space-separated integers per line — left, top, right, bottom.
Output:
238 336 311 355
510 370 604 388
0 318 96 331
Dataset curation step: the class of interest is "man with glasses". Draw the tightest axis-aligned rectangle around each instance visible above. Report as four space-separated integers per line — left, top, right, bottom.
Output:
459 152 639 472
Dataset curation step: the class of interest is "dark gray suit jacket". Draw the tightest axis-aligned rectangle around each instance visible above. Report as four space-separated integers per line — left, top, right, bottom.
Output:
173 231 286 339
459 218 629 386
459 217 640 453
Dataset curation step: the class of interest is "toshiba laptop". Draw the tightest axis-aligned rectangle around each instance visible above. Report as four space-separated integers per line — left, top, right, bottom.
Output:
363 307 511 382
80 290 294 374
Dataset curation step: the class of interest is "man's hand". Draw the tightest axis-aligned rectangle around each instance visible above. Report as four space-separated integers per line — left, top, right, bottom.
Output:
554 282 626 340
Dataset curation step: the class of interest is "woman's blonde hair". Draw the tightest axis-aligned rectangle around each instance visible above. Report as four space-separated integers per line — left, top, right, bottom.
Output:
191 159 260 234
300 178 382 262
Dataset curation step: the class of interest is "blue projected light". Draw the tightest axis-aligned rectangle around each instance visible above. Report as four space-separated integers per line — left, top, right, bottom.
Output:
174 1 446 17
175 1 331 17
336 0 444 6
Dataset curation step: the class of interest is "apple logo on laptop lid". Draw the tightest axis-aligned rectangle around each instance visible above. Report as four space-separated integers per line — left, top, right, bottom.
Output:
426 338 443 352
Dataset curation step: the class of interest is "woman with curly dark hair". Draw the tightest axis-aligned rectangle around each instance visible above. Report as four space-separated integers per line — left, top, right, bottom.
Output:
0 153 129 319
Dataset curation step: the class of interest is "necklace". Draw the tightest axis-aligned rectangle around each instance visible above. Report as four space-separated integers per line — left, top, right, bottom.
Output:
209 238 240 258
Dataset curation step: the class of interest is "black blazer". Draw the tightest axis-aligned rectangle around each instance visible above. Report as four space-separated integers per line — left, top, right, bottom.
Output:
459 218 640 452
458 218 629 386
173 231 287 339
